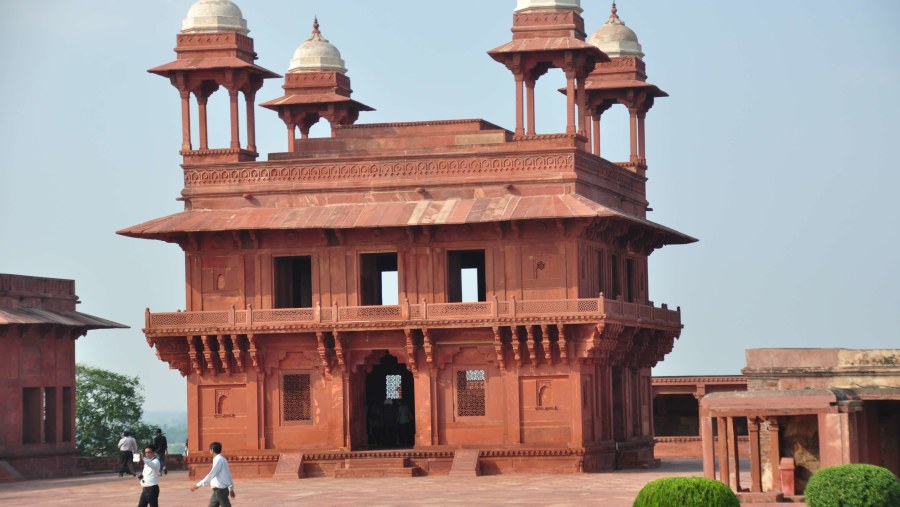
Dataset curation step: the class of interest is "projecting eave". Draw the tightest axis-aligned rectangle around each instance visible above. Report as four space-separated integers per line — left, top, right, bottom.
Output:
0 307 128 331
117 193 696 249
148 58 281 79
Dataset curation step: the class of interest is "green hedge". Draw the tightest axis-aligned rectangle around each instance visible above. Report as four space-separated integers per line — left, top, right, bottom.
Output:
633 476 739 507
805 464 900 507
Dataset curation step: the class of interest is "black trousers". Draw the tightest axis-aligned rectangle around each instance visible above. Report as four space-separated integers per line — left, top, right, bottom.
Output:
208 488 232 507
137 485 159 507
119 450 135 476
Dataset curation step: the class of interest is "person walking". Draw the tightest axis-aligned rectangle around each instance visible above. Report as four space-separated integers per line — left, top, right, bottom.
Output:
117 431 138 477
153 429 168 475
190 441 235 507
137 444 161 507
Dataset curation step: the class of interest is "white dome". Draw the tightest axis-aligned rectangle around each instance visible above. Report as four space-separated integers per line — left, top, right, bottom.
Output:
514 0 582 13
288 19 347 74
181 0 249 35
588 3 643 59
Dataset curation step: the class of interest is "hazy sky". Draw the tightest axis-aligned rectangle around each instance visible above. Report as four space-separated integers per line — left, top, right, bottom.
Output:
1 1 898 413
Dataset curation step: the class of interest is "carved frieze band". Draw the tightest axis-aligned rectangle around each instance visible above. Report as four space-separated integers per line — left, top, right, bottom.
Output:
183 154 576 187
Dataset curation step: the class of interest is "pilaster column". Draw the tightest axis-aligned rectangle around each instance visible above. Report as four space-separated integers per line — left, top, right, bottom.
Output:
637 111 647 163
748 417 762 493
196 94 209 150
515 74 525 136
179 90 192 151
228 88 240 150
565 70 576 134
525 78 536 135
628 107 638 163
245 90 257 152
576 75 587 136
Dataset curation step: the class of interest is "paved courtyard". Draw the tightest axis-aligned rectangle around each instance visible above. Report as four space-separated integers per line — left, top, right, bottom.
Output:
0 459 710 506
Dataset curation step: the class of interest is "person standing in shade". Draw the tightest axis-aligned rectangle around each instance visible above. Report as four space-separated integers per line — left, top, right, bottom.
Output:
190 441 235 507
117 431 138 477
137 444 161 507
154 429 168 475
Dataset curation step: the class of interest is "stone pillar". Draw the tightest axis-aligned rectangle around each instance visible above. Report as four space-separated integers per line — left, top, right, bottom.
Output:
565 70 576 134
768 418 782 491
637 111 646 163
576 75 587 136
179 90 192 151
525 78 536 135
628 107 638 163
228 88 240 150
197 95 209 150
727 416 741 491
748 417 762 492
287 123 296 152
701 413 715 479
245 90 257 152
592 114 601 156
717 417 730 487
515 75 525 136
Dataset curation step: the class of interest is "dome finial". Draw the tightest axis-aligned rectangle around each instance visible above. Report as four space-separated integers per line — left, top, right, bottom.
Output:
313 16 320 35
610 2 619 20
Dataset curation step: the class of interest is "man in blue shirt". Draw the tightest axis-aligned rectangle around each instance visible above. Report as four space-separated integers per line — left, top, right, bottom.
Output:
190 441 236 507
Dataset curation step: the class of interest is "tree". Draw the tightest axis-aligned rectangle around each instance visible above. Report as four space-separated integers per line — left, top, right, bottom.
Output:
75 364 155 457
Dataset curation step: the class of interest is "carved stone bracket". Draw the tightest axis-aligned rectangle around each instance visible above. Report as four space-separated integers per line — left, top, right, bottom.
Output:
510 325 522 367
216 334 230 372
422 328 433 367
540 323 553 365
315 331 332 378
404 328 418 374
230 334 244 372
332 330 345 371
555 323 568 365
201 335 215 372
526 325 537 364
247 333 260 368
492 326 506 372
187 335 201 374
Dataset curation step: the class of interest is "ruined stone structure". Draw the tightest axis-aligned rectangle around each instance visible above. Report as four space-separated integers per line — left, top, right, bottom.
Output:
0 274 125 480
120 0 694 477
651 375 747 459
701 348 900 501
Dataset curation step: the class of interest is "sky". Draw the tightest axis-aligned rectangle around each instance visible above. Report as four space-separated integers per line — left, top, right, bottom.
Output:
1 0 898 413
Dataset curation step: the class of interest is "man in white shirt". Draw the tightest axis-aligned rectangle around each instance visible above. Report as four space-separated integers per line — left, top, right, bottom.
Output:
190 441 236 507
117 431 138 477
137 445 161 507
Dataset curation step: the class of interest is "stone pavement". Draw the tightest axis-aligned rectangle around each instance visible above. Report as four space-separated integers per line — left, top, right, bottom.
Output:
0 459 710 506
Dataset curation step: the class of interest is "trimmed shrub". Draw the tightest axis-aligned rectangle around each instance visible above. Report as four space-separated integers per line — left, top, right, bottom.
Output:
633 476 739 507
805 464 900 507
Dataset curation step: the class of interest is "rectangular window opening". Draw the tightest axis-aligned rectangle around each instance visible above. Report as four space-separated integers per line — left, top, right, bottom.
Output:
360 252 398 306
22 387 41 444
44 387 57 444
626 258 635 303
62 387 72 442
274 256 313 308
283 374 312 422
456 369 486 417
447 250 486 303
610 254 621 299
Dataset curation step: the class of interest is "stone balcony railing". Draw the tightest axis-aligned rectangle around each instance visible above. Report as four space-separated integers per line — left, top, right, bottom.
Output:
144 296 681 335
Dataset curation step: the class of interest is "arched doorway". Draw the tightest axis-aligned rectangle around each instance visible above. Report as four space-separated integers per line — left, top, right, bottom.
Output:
364 353 415 449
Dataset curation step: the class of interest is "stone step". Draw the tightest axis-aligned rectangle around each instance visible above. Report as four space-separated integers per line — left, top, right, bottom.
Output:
448 449 480 477
272 453 304 479
345 457 408 469
335 466 419 478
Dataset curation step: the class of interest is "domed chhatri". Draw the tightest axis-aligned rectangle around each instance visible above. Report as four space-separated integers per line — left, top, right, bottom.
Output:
181 0 249 35
588 2 644 59
514 0 582 12
288 18 347 74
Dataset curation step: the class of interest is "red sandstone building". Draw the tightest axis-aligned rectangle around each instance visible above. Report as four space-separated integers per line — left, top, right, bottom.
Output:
0 274 125 480
120 0 695 476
